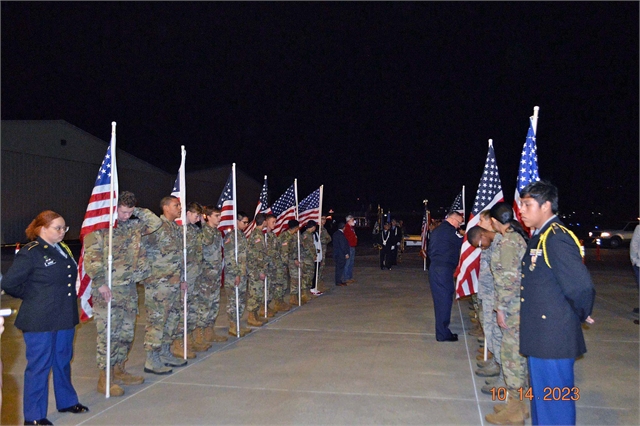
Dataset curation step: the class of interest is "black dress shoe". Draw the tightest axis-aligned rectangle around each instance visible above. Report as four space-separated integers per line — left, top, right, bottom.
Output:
437 334 459 342
58 403 89 414
24 419 53 425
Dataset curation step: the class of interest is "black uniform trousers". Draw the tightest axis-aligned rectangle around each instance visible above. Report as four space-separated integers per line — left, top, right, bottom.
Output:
428 263 456 340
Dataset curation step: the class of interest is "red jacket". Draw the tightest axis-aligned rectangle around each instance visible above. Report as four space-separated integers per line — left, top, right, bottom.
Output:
343 223 358 247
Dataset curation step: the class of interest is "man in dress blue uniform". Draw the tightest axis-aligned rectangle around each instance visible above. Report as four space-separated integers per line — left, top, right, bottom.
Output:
519 181 595 425
427 211 464 342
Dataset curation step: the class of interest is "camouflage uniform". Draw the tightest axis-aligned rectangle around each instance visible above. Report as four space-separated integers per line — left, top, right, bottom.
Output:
246 228 270 312
318 226 332 285
141 215 184 351
264 231 279 304
282 230 301 295
83 207 161 370
478 233 502 365
300 231 317 291
223 229 248 322
273 231 291 299
490 228 528 396
176 223 203 335
200 224 223 328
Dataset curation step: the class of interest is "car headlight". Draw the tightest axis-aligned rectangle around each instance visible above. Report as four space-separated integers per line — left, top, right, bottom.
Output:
600 232 611 237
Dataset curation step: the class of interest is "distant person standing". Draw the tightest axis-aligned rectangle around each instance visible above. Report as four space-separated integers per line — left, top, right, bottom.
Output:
343 215 358 283
3 210 89 425
377 222 393 270
630 224 640 324
389 219 403 266
332 222 350 287
519 181 595 426
427 211 464 342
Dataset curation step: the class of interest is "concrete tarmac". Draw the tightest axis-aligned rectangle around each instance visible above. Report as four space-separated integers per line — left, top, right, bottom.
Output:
1 246 638 425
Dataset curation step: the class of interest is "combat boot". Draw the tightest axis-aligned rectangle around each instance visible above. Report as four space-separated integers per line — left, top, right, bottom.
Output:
476 351 493 361
485 393 526 425
144 349 173 375
300 289 312 304
204 325 228 343
228 321 252 337
289 294 302 306
247 309 268 327
475 361 500 377
272 298 291 312
191 328 212 352
493 392 530 419
170 339 195 360
113 362 144 385
97 369 124 396
168 339 196 367
258 305 275 318
468 324 484 337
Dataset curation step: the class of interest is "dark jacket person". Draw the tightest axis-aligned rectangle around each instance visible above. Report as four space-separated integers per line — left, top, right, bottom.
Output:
427 211 464 341
3 210 89 425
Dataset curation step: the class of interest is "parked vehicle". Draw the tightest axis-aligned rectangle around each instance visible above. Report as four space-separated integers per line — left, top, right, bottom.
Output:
588 221 639 248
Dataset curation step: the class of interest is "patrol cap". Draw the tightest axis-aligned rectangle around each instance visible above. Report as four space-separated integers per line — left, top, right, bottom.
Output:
288 219 300 229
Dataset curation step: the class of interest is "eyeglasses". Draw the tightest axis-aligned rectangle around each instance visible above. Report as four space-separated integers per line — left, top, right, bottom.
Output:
51 226 69 233
241 220 250 224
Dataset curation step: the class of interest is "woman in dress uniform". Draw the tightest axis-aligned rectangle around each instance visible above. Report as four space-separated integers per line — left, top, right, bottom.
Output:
3 210 88 425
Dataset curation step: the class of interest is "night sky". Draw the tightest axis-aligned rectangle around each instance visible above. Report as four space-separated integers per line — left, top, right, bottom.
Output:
2 2 638 225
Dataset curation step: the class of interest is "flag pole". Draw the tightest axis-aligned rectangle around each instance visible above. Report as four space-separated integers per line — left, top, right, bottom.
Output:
423 199 428 271
314 185 324 291
263 175 269 319
462 185 466 224
294 179 301 306
180 146 188 359
105 121 116 398
232 164 240 337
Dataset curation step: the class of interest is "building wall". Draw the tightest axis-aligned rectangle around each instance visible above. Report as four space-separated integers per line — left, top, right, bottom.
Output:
1 120 260 244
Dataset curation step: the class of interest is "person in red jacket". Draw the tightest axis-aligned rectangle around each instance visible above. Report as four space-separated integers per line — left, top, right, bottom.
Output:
343 215 358 283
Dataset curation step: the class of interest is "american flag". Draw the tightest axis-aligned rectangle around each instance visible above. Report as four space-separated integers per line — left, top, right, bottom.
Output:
449 189 465 218
171 147 186 226
272 184 297 236
298 188 321 227
513 116 540 235
420 205 430 259
217 170 235 233
454 140 504 299
77 126 119 321
245 175 271 236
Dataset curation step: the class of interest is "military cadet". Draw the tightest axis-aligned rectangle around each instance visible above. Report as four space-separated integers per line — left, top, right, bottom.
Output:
519 181 595 426
140 195 187 374
282 220 303 306
181 202 211 354
466 223 503 395
224 211 252 337
484 202 529 425
316 215 332 289
83 191 162 396
200 206 228 342
299 220 318 302
260 214 279 316
267 214 291 313
245 213 270 327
